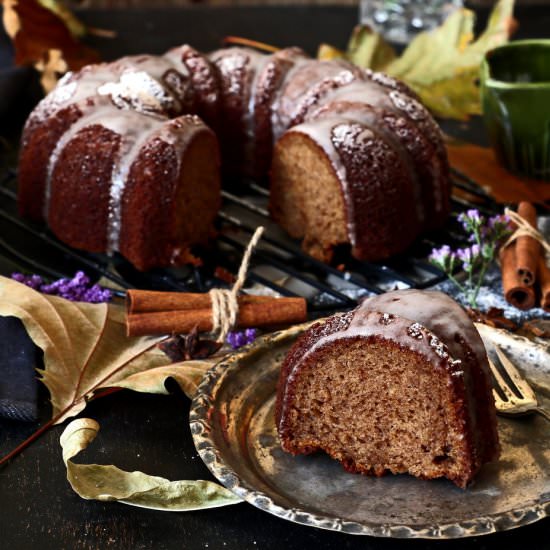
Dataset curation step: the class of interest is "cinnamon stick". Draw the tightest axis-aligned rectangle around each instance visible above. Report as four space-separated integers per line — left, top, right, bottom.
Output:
127 290 272 314
538 256 550 313
500 242 536 310
126 297 307 336
515 202 541 286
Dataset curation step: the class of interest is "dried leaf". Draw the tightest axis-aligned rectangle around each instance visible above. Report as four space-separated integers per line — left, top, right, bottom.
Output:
346 25 396 72
35 48 68 93
385 9 475 83
318 0 515 120
113 361 214 399
0 276 167 423
37 0 87 38
447 141 550 204
466 307 519 332
2 0 99 91
2 0 20 37
520 319 550 339
386 0 515 119
60 418 241 510
317 43 345 61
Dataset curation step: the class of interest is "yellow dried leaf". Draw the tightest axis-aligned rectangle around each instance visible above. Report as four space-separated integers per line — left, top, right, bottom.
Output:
60 418 241 510
384 0 515 119
317 0 515 120
35 48 68 93
114 361 214 399
317 43 345 61
0 276 167 423
345 25 396 72
2 0 20 37
385 9 476 83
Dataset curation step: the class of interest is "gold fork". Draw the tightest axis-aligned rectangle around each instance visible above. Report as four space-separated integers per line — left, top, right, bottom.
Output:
488 346 550 422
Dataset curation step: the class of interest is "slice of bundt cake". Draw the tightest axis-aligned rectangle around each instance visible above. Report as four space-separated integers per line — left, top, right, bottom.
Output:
276 290 500 488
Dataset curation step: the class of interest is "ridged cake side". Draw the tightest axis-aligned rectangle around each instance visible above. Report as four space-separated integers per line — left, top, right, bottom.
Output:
18 46 451 270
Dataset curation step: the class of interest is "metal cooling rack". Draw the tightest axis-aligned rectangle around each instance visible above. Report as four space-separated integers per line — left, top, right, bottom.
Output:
0 165 499 315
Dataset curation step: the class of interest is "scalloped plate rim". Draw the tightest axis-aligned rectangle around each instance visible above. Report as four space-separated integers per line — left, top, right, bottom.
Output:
189 322 550 539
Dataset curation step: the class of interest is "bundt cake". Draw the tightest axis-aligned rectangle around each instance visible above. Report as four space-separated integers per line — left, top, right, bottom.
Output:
276 290 500 488
18 44 450 269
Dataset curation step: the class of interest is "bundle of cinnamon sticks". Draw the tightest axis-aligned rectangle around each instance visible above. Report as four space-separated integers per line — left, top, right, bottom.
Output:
126 290 307 337
500 202 550 312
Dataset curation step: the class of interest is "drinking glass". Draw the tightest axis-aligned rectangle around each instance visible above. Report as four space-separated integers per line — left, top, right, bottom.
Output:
359 0 463 44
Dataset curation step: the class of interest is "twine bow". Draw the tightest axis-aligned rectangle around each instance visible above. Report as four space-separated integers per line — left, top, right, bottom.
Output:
503 207 550 254
209 226 265 342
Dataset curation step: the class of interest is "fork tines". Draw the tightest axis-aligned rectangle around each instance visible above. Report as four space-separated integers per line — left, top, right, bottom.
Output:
492 347 537 402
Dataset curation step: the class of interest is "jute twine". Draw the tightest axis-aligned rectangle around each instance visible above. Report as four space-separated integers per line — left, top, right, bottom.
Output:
209 226 265 342
503 207 550 254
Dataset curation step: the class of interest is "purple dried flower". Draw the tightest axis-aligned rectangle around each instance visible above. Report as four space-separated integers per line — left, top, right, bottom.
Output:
466 209 481 222
11 271 112 303
226 328 258 350
429 245 455 269
431 208 510 308
488 213 510 228
458 209 484 232
11 272 43 289
244 328 258 342
226 332 240 349
82 285 113 304
456 245 481 271
487 214 513 244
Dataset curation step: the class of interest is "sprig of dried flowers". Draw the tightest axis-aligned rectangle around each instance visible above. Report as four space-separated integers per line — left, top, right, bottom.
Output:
429 210 511 308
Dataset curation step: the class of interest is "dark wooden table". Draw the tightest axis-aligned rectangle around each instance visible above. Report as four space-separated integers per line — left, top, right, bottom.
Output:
1 6 549 549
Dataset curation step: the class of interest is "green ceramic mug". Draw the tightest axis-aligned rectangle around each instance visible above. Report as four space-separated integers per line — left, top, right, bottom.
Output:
480 40 550 181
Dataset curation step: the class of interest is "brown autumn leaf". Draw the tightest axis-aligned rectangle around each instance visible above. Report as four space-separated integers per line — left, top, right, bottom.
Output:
447 141 550 204
0 276 172 423
2 0 99 91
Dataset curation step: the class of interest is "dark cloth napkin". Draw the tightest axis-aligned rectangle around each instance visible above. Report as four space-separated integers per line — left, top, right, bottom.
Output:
0 316 39 422
0 22 42 133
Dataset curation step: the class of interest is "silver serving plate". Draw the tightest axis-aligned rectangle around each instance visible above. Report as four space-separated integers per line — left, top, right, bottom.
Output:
190 322 550 539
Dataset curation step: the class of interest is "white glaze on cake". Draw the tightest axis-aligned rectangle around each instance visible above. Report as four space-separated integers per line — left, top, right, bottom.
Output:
359 289 487 366
310 104 425 223
98 70 180 116
270 58 365 142
309 80 446 215
285 112 417 252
